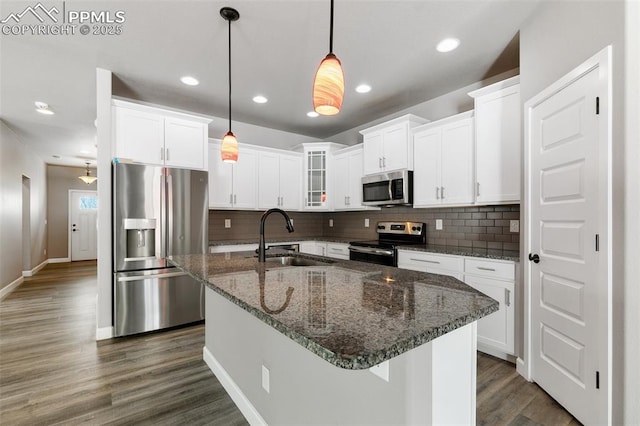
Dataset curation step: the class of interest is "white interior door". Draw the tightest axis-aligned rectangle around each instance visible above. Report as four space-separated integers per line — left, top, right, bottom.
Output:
70 190 98 261
526 48 610 425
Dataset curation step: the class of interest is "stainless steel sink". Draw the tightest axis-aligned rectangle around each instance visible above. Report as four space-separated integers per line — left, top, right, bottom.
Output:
263 256 335 267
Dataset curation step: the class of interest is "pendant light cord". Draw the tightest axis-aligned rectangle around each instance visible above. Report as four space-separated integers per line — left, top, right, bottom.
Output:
227 17 232 132
329 0 334 54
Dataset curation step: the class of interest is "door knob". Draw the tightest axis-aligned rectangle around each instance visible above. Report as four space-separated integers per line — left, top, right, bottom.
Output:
528 253 540 263
72 229 78 232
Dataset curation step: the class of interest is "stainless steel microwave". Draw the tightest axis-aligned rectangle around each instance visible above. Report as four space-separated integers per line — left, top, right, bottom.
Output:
362 170 413 206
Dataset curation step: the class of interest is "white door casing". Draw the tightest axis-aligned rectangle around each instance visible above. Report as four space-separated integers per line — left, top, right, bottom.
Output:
70 190 98 261
523 46 611 425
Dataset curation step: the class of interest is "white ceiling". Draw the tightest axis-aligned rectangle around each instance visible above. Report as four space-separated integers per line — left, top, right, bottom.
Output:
0 0 539 167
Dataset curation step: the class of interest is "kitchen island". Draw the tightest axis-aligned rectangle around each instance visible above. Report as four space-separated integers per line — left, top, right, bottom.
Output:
170 251 498 425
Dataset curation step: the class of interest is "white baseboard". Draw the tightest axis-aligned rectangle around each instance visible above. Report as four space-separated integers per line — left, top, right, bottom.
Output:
477 344 517 364
96 326 114 341
0 276 24 300
48 258 71 264
22 259 49 277
203 346 267 426
516 357 531 381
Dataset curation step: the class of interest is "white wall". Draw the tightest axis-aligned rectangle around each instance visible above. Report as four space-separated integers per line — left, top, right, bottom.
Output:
519 1 632 423
0 120 47 290
326 69 519 145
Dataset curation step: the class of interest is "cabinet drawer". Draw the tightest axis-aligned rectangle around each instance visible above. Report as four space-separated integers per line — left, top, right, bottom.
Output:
326 243 349 260
398 251 463 273
464 258 514 280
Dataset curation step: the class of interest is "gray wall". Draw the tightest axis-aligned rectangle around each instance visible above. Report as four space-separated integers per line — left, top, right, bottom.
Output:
46 165 98 259
519 1 628 422
0 120 47 290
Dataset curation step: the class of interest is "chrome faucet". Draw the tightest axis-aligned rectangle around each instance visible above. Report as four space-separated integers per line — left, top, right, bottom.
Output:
258 208 295 262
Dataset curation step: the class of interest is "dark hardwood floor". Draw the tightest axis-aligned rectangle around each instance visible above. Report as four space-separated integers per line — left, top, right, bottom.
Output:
0 261 579 425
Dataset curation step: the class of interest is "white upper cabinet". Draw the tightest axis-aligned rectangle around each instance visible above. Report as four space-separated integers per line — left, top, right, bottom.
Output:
360 114 429 175
468 76 521 204
208 141 258 209
333 145 377 211
113 99 210 170
302 143 345 211
413 112 475 207
258 150 302 211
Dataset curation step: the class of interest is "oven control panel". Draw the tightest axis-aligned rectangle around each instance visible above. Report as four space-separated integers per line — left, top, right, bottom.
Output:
376 221 425 236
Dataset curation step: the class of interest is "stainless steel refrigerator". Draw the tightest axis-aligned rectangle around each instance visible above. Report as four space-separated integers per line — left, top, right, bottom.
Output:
112 162 208 337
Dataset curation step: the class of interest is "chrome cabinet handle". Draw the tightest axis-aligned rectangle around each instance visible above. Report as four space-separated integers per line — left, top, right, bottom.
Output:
229 194 233 204
477 182 480 197
441 186 445 199
410 258 440 264
234 194 237 204
382 157 386 167
379 157 382 168
436 187 440 199
477 266 496 272
160 148 164 160
166 148 170 161
505 289 511 307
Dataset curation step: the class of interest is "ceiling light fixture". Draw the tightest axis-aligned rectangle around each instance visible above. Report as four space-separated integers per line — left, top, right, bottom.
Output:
220 7 240 163
252 95 268 104
35 101 54 115
355 84 371 94
312 0 344 116
78 162 97 185
307 111 319 118
436 38 460 53
180 76 199 86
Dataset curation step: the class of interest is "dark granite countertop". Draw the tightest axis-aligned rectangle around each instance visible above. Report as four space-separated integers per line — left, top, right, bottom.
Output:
397 244 520 262
170 251 499 370
210 238 519 261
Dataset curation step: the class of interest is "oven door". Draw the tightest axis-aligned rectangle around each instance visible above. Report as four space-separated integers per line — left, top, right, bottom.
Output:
348 245 396 266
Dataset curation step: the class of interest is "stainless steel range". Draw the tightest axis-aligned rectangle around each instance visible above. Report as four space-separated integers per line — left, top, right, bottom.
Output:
348 221 426 266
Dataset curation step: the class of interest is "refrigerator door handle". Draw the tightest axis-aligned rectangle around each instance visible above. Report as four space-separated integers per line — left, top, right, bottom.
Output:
165 171 173 258
116 271 188 282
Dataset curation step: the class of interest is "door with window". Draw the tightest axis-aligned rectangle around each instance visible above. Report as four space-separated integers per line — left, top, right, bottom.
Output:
70 190 98 261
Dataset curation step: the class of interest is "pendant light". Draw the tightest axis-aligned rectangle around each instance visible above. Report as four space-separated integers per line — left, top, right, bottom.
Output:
78 162 97 185
312 0 344 116
220 7 240 163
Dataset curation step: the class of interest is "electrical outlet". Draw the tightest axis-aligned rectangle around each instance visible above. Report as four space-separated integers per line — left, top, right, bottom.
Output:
364 218 370 228
224 219 231 228
329 219 334 227
510 220 520 233
261 365 270 393
435 219 443 230
44 249 47 256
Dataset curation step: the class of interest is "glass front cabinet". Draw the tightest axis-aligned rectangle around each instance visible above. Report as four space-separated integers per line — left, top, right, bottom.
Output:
302 143 345 211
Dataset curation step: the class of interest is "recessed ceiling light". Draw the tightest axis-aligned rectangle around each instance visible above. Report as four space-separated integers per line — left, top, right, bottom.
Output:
180 76 199 86
307 111 319 118
52 155 60 159
355 84 371 94
436 38 460 53
252 95 268 104
35 101 54 115
80 149 91 154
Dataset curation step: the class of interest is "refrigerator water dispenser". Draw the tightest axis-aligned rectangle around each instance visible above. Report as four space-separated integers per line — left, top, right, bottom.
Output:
124 218 156 260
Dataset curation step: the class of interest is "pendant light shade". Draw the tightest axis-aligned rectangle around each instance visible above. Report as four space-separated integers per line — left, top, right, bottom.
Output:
313 0 344 116
78 162 97 185
220 7 239 163
221 131 239 163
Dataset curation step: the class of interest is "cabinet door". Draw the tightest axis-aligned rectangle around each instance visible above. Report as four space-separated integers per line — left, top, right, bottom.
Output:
279 154 301 210
232 148 258 209
164 118 206 169
413 128 441 206
463 275 515 355
299 241 316 254
363 132 384 175
475 84 521 203
304 149 328 209
333 154 349 210
440 118 474 205
347 150 365 208
381 123 409 171
208 142 234 208
257 151 281 209
114 107 164 165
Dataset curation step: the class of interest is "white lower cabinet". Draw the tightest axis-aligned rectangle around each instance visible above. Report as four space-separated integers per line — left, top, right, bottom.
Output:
325 242 349 260
300 241 349 259
300 241 327 257
398 250 516 359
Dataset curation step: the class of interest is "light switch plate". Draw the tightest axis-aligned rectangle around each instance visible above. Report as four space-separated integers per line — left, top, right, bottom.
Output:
435 219 443 230
364 218 370 228
224 219 231 228
329 219 334 227
510 220 520 233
